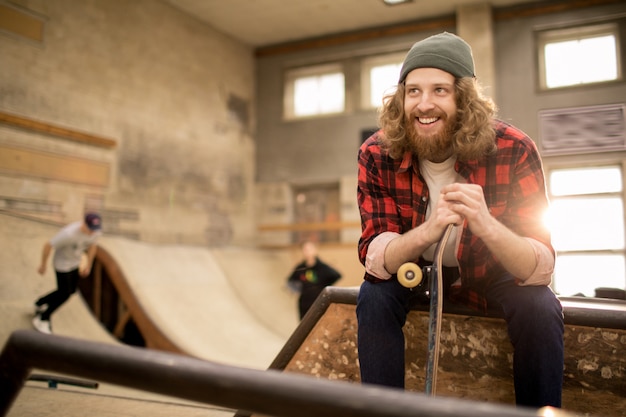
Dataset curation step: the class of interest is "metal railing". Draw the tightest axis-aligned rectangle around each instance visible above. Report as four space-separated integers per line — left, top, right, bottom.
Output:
0 329 561 417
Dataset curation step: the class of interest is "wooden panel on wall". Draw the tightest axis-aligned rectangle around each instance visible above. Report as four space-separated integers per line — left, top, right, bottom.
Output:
0 3 44 42
0 111 117 149
0 145 109 187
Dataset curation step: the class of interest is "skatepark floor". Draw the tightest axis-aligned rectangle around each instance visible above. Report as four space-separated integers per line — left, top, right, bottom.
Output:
9 380 236 417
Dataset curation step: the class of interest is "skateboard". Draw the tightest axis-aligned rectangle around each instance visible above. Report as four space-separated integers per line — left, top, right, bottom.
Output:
397 224 454 396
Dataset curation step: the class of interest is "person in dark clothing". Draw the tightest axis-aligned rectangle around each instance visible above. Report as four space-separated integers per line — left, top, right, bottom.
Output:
287 241 342 319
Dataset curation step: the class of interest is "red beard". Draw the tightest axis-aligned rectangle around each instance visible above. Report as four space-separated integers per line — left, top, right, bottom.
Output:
405 110 457 162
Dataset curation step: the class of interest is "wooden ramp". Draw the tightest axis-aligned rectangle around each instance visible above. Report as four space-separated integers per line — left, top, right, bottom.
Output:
251 287 626 417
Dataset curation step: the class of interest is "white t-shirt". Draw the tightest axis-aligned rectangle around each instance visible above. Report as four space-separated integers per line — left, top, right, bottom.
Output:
50 221 101 272
419 156 464 267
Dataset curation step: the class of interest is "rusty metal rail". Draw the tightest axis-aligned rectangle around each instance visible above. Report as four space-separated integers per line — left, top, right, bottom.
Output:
0 329 560 417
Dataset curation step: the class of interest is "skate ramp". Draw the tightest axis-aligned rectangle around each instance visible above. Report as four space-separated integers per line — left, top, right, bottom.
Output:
98 236 293 368
211 246 302 339
0 212 298 370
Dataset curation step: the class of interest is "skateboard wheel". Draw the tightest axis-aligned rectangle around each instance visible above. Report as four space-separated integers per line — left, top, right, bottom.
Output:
397 262 423 288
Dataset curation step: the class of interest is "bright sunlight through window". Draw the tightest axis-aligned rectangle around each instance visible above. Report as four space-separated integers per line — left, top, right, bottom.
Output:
361 53 404 109
284 64 345 119
369 63 401 108
545 166 625 296
539 24 620 89
545 36 617 88
294 73 345 117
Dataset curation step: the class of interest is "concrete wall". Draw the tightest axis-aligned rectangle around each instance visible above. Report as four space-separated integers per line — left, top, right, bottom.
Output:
494 2 626 143
3 0 626 251
0 0 256 246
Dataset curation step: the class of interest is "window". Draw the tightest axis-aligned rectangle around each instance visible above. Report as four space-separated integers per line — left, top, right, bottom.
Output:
361 53 404 109
292 184 340 244
537 23 621 90
284 64 345 119
545 166 625 296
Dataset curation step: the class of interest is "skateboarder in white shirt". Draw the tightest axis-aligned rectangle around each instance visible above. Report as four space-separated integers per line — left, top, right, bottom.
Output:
32 213 102 334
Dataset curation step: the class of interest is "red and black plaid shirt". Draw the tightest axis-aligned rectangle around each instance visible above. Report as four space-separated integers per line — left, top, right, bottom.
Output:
357 119 553 311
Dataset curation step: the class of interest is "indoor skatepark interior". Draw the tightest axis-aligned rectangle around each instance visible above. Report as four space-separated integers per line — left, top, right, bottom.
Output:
3 212 626 417
0 212 364 416
3 0 626 416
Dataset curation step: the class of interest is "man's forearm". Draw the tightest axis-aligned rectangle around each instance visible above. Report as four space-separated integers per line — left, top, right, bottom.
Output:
479 218 537 280
383 225 436 274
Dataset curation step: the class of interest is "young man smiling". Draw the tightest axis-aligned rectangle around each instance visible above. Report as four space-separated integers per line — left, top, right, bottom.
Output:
356 32 564 408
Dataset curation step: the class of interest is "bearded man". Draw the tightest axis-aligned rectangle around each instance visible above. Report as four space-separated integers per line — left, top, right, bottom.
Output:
356 32 564 408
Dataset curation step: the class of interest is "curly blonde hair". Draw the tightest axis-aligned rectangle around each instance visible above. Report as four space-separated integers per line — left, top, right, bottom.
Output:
377 77 497 161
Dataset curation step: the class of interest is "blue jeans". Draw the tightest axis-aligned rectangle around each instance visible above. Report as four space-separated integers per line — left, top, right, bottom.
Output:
356 274 564 408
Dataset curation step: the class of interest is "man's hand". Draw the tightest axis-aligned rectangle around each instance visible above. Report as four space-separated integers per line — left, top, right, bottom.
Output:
383 194 463 274
441 182 540 280
37 264 46 275
440 183 495 239
420 187 464 243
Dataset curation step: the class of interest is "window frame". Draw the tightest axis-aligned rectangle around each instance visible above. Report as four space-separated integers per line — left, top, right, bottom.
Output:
545 164 626 297
536 22 622 91
360 52 405 110
283 63 345 120
291 182 341 244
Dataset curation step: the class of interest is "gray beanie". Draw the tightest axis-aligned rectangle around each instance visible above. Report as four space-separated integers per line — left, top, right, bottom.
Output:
398 32 475 83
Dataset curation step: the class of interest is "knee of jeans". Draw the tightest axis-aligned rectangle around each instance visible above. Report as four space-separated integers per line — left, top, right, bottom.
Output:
529 288 562 315
357 281 407 323
357 281 395 308
506 288 564 331
357 282 376 316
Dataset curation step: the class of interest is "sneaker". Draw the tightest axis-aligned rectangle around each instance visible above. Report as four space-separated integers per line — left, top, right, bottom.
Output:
32 315 52 334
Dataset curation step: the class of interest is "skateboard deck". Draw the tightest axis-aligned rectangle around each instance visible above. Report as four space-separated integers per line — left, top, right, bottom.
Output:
397 224 454 396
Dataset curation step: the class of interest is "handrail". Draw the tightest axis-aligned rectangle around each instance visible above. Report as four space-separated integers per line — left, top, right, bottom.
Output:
0 329 559 417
